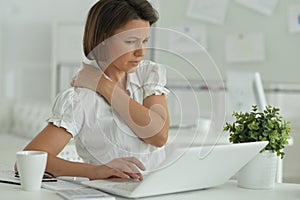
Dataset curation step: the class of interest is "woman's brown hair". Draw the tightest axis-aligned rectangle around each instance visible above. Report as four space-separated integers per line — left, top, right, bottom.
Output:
83 0 158 57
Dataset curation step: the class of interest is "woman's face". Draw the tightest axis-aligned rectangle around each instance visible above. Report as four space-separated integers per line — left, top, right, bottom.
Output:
106 19 151 73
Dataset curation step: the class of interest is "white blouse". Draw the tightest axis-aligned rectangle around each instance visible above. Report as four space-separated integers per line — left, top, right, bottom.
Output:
48 59 169 171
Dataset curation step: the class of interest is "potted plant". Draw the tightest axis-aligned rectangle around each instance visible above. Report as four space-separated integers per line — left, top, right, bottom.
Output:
223 105 291 189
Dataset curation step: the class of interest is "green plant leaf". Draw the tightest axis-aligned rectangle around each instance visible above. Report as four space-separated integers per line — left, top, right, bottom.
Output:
223 105 291 159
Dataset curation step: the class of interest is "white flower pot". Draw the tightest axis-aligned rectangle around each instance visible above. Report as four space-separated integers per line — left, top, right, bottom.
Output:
237 151 278 189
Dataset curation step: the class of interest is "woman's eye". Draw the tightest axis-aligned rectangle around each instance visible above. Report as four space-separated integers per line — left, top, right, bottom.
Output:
143 39 149 44
125 40 136 44
124 39 149 46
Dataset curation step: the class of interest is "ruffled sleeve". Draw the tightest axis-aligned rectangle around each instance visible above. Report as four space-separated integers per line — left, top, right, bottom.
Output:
47 88 83 137
127 60 169 101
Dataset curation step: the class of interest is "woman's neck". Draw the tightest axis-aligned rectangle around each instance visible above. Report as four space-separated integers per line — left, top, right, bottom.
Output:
106 69 125 82
105 67 127 91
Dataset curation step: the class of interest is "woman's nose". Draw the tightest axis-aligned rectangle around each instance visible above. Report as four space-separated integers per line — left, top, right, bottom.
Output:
134 47 146 57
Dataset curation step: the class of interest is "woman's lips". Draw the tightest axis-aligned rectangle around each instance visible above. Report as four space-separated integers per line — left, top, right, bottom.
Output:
129 61 140 66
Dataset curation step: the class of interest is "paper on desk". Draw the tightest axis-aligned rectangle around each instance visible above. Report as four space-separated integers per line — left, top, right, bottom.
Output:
0 164 20 184
42 179 87 191
0 164 86 191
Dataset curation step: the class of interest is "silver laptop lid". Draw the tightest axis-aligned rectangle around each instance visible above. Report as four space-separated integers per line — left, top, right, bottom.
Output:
82 141 268 198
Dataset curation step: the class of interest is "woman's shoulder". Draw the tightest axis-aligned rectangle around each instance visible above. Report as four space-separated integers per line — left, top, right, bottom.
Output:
53 87 103 110
55 87 94 101
49 88 95 137
126 60 169 99
126 60 167 94
133 60 166 79
138 60 165 70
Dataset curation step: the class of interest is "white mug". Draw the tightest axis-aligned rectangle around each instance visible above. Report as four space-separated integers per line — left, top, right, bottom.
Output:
16 150 48 191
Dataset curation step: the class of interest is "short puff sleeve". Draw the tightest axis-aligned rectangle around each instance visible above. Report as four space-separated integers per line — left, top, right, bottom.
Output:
47 88 83 137
127 60 169 100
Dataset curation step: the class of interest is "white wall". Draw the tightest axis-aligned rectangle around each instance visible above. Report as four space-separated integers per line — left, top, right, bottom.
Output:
156 0 300 83
0 24 3 98
0 1 4 98
0 0 97 101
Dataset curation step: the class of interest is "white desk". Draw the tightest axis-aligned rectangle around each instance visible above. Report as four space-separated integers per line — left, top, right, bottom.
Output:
1 181 299 200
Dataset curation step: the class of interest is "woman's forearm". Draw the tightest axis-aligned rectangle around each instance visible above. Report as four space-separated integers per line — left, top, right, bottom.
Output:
18 152 142 180
100 80 169 147
44 153 95 179
19 124 97 179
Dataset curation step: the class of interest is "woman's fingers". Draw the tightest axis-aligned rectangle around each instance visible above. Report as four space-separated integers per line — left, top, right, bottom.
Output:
125 172 143 181
108 168 143 181
70 78 77 87
107 159 135 173
105 157 145 180
121 158 143 175
70 62 102 90
124 157 146 171
109 169 130 179
110 157 145 173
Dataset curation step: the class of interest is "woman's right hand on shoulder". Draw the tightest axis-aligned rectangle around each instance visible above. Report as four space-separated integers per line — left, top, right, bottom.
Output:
71 62 111 94
91 157 145 181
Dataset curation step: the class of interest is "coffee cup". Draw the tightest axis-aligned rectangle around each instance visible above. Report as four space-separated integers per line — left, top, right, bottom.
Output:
16 150 48 191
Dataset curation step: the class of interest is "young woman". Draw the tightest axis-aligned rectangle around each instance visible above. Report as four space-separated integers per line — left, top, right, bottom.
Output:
20 0 170 181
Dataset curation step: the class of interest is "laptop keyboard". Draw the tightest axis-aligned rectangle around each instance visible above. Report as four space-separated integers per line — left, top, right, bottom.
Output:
104 179 140 192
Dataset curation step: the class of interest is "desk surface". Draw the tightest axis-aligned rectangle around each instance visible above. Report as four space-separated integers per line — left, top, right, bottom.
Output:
1 180 299 200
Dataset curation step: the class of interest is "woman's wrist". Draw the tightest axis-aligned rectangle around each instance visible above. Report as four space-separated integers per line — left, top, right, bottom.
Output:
97 77 115 103
86 164 98 180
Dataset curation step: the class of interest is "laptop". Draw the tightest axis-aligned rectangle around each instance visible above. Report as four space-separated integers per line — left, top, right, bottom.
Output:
81 141 268 198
